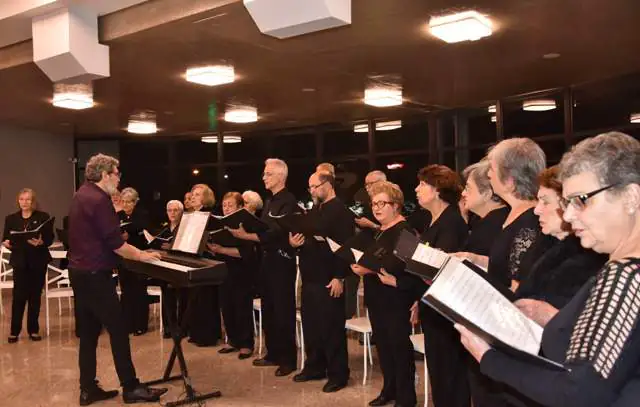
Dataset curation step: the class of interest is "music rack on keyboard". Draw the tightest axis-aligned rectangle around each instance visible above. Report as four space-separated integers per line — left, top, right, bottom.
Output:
122 252 227 288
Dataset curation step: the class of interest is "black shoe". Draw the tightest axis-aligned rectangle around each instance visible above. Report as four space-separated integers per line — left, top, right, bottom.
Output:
218 347 238 354
252 358 277 367
369 394 395 406
80 387 119 406
238 351 253 360
8 336 18 344
29 334 42 342
122 384 168 404
275 365 296 377
293 371 327 382
323 381 348 393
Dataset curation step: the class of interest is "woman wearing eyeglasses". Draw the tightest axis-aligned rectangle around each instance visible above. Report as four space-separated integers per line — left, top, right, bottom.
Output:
458 132 640 407
350 181 417 407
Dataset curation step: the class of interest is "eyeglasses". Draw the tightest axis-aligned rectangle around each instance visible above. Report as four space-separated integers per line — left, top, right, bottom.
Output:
307 181 327 192
559 183 619 211
371 200 394 209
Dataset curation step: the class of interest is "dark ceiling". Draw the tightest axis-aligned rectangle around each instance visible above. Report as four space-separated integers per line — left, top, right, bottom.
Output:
1 0 640 137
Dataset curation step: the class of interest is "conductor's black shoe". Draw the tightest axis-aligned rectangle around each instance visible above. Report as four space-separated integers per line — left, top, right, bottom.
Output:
369 393 395 406
79 386 118 406
275 365 296 377
218 347 238 354
122 384 167 404
293 371 327 382
322 381 348 393
252 358 277 367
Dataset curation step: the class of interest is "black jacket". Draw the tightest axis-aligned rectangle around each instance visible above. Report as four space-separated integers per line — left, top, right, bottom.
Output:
2 210 54 268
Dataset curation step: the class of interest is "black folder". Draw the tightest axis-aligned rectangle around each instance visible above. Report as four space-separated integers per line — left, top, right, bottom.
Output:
328 231 394 273
269 212 320 236
422 258 566 371
9 217 55 244
209 208 268 233
208 228 239 247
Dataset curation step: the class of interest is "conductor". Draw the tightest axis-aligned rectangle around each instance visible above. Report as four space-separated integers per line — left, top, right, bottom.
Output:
67 153 167 406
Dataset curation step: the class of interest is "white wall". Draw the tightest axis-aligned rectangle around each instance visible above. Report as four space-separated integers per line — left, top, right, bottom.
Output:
0 124 74 232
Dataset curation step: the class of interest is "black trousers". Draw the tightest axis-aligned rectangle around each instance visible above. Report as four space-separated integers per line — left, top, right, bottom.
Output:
69 269 139 391
188 286 221 345
343 272 360 319
220 272 255 350
118 267 149 333
421 304 471 407
261 251 297 368
10 264 47 336
366 290 416 406
300 283 349 383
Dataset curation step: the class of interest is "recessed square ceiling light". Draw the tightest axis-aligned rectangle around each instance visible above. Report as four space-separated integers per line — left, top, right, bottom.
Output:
429 11 493 44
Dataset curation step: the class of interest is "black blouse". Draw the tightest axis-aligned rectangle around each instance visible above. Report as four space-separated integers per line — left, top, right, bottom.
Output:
481 258 640 407
515 235 607 309
464 206 509 256
118 207 149 250
487 208 553 287
2 210 54 268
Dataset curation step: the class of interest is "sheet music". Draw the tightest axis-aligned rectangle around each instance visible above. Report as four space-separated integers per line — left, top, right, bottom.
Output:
327 237 341 253
411 243 449 268
313 235 326 242
143 230 154 243
172 212 209 254
427 259 543 355
351 248 364 263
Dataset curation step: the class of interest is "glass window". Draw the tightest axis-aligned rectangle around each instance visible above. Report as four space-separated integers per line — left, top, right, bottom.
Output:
225 135 270 163
176 139 218 165
271 133 317 159
324 127 369 157
503 93 564 138
120 141 168 167
468 108 498 147
534 137 567 166
375 120 429 152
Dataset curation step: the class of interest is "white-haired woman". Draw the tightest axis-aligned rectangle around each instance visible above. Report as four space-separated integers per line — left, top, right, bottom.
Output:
458 132 640 407
459 138 554 292
242 190 264 215
118 187 151 336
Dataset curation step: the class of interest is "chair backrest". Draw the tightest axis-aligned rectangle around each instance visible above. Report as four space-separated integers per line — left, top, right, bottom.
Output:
0 246 13 281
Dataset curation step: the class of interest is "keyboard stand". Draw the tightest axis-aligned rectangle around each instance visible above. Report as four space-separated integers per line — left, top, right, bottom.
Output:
143 287 222 406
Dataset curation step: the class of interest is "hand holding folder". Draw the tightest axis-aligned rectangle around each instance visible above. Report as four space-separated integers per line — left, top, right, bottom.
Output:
9 216 55 245
327 231 396 274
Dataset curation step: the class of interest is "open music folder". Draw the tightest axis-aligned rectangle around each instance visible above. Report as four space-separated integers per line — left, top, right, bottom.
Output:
326 231 394 273
143 229 173 249
268 211 320 236
209 208 268 233
208 228 239 247
424 257 567 371
9 216 55 243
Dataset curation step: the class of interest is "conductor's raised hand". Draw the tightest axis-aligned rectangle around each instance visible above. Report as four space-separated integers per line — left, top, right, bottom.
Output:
289 233 305 248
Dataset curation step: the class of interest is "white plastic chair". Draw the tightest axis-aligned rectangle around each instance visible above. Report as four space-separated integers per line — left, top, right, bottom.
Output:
0 246 14 315
295 309 304 370
252 298 263 356
146 285 163 333
345 315 373 385
410 333 429 407
45 265 74 336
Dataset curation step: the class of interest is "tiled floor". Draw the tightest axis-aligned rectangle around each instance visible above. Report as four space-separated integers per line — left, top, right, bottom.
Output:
0 297 429 406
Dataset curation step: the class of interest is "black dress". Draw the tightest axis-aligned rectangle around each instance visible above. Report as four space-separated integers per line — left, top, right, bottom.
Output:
480 258 640 407
487 208 554 289
118 208 151 334
415 205 472 407
464 207 509 256
2 210 54 336
364 220 417 407
188 206 222 346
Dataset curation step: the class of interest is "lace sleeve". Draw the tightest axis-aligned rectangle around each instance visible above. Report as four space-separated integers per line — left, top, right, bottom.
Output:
566 260 640 379
508 227 537 281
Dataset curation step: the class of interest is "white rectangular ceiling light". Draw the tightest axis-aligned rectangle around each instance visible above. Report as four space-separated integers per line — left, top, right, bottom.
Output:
244 0 351 39
186 65 235 86
429 11 493 44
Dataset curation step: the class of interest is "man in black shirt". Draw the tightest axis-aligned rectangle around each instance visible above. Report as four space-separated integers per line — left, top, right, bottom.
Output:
229 158 298 376
68 154 167 405
289 171 354 392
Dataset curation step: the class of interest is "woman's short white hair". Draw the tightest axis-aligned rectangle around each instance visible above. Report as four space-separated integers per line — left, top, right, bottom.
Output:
242 190 264 211
120 187 139 202
166 200 184 211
